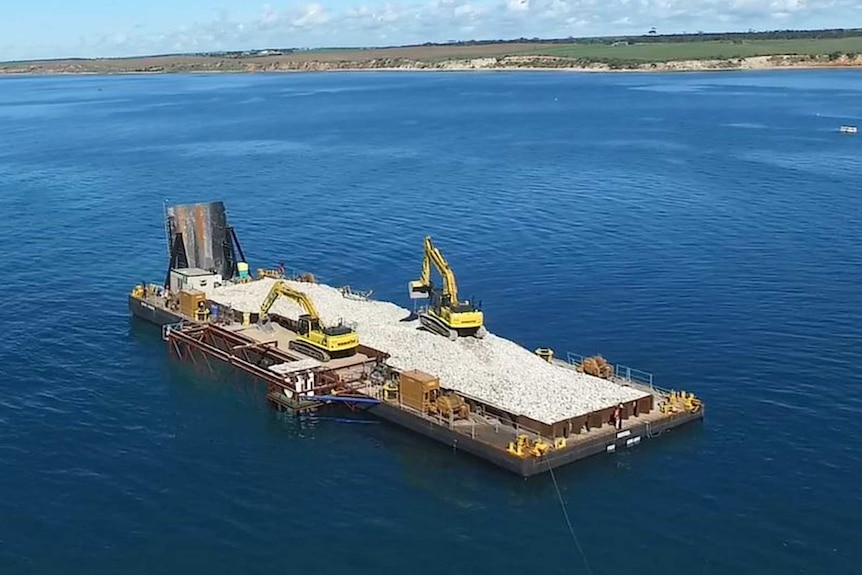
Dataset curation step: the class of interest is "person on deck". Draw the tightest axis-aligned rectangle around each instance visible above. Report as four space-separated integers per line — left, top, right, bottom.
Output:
614 403 624 430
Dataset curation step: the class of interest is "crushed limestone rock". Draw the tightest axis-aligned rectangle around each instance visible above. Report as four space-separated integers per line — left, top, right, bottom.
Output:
207 278 649 425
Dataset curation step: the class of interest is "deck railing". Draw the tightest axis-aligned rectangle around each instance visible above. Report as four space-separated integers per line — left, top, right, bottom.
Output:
614 364 654 388
565 351 673 395
565 352 586 367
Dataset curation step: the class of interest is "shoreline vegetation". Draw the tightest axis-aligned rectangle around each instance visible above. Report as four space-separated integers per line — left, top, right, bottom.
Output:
4 29 862 75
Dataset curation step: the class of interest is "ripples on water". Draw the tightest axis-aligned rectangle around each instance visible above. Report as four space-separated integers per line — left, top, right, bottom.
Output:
0 70 861 574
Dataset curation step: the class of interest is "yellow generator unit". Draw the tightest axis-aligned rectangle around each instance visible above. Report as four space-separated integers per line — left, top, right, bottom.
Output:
397 370 440 414
178 289 207 319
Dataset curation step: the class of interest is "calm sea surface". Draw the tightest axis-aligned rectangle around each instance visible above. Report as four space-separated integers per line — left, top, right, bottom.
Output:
1 70 861 574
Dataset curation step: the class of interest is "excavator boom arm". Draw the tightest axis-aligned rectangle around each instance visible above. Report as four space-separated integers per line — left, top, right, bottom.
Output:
260 280 321 319
420 236 459 303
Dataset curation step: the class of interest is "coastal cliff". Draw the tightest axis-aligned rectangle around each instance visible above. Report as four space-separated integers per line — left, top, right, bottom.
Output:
4 36 862 75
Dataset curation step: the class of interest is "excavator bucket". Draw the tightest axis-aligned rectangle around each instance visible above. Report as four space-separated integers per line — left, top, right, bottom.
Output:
401 301 421 323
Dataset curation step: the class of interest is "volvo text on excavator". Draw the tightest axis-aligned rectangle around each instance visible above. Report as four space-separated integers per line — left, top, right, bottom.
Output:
408 236 486 340
260 280 359 362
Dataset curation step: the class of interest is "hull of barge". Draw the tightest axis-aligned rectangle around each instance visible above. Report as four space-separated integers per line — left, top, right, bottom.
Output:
128 294 184 326
366 400 704 477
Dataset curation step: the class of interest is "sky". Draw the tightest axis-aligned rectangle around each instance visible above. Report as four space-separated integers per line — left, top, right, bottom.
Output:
1 0 860 61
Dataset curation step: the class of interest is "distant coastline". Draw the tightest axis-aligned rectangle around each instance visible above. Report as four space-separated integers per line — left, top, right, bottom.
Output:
2 55 861 76
4 31 862 75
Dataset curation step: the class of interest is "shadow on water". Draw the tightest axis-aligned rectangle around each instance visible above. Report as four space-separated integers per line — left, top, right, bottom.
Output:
362 412 565 495
126 315 273 412
366 408 710 503
126 315 164 347
127 316 381 441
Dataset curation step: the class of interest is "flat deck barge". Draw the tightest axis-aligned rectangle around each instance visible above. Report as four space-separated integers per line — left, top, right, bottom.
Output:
130 287 703 477
129 201 704 478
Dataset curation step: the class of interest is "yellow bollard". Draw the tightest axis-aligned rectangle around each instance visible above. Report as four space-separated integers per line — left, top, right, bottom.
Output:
535 348 554 362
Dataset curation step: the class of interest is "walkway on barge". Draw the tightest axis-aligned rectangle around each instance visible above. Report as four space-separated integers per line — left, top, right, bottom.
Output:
164 320 386 412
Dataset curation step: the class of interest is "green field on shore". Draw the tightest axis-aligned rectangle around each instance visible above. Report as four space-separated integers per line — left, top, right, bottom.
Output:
4 30 862 72
526 37 862 62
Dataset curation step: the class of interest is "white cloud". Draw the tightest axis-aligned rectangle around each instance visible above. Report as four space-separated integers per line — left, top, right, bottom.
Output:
260 4 279 24
293 4 330 27
3 0 861 60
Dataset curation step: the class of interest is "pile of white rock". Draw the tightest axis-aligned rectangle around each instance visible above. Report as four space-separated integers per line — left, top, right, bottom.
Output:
207 277 649 425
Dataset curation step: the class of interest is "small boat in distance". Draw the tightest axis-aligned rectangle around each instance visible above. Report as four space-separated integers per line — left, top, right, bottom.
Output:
839 125 858 134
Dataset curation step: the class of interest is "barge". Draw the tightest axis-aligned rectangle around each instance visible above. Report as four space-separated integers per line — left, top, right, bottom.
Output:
130 201 704 477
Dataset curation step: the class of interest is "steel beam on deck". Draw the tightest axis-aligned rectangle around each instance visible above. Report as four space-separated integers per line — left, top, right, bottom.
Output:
167 327 293 392
165 324 383 411
232 340 278 351
309 395 380 405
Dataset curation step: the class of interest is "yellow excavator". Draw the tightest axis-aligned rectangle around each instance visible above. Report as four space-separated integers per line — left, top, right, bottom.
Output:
260 280 359 362
409 236 486 340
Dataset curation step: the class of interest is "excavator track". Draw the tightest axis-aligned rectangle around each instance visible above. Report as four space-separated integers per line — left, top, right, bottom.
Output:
419 312 487 340
288 339 331 363
419 312 458 341
454 325 485 338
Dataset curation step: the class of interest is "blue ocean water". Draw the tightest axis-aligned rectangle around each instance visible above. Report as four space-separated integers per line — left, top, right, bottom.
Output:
1 70 861 574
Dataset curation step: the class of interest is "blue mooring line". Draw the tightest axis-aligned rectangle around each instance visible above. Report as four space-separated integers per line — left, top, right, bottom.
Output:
310 417 379 424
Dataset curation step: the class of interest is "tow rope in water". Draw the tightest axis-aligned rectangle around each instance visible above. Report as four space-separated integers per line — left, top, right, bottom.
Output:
546 457 594 575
